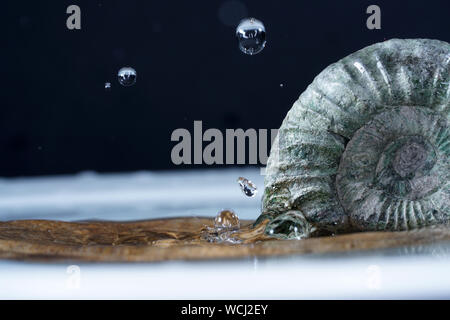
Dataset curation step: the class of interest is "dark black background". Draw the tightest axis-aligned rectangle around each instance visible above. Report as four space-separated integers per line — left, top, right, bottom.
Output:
2 0 449 177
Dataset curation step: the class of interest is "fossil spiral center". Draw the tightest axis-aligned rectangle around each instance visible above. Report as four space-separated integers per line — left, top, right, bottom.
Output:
337 106 448 218
374 135 438 200
392 140 428 177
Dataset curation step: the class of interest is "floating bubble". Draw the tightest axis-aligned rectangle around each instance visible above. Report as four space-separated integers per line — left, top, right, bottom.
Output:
236 18 266 55
117 67 137 87
104 82 111 90
214 209 240 230
237 177 257 197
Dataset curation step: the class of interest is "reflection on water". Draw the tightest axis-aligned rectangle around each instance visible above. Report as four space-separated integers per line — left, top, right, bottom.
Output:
387 241 450 259
305 240 450 260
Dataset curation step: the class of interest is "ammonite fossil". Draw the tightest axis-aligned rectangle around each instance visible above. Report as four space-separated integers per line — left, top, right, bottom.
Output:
261 39 450 239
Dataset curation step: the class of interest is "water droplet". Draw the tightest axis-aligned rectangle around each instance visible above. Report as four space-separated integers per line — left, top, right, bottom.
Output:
236 18 266 55
117 67 137 87
201 228 241 244
237 177 257 197
200 209 242 243
214 209 240 230
104 82 111 90
265 211 315 240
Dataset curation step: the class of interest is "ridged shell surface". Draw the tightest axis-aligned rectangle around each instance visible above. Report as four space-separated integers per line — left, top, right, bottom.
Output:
262 39 450 233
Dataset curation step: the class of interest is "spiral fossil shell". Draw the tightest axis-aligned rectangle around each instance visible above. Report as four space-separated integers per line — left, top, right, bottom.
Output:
262 39 450 236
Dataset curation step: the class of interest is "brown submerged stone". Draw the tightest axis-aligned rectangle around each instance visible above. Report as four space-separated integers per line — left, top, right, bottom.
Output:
0 218 449 262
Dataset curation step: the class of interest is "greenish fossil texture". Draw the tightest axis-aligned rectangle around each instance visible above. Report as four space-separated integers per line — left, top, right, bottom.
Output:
261 39 450 239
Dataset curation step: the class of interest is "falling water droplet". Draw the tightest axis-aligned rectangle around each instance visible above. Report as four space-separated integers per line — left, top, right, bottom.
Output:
236 18 266 55
237 177 257 197
214 209 240 230
117 67 137 87
104 82 111 91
